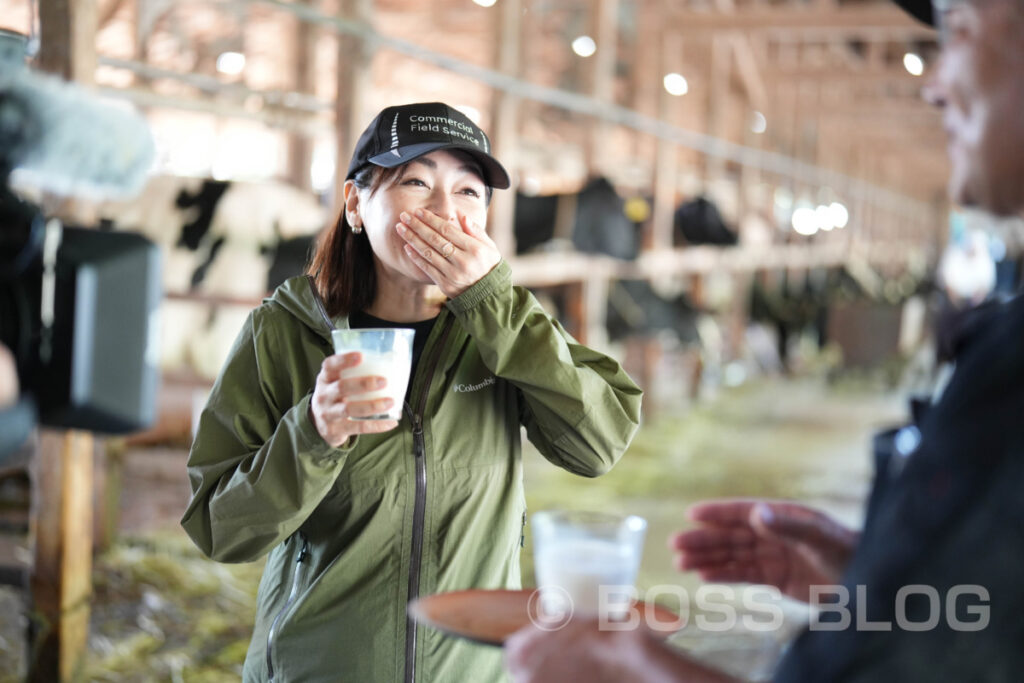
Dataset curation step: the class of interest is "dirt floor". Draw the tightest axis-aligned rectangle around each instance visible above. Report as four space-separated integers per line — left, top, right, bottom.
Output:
0 373 905 681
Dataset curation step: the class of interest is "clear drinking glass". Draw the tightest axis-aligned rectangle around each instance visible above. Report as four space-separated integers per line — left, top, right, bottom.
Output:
532 510 648 620
330 327 415 420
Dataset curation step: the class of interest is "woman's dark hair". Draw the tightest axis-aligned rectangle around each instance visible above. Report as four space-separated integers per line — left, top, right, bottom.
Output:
306 164 397 317
306 151 493 318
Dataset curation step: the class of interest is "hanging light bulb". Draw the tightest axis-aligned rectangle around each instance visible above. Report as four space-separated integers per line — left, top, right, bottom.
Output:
751 111 767 134
792 200 818 236
903 52 924 76
572 36 597 57
216 52 246 76
663 73 689 96
829 202 850 229
816 205 835 231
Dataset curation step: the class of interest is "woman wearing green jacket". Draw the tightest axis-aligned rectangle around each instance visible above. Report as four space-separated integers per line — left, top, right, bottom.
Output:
181 102 643 683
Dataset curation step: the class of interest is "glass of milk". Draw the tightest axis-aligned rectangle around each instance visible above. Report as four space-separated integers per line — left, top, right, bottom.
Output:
532 510 647 621
330 327 415 420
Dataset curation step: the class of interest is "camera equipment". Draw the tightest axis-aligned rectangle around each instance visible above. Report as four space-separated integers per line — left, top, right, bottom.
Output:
0 30 160 461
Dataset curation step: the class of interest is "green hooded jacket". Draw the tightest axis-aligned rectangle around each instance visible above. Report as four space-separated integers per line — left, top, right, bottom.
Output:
181 261 643 682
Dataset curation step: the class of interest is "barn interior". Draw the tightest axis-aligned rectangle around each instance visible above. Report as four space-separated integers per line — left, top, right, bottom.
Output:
0 0 1021 680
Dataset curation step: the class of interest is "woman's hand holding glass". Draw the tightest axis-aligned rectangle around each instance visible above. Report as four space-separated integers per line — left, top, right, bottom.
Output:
310 351 400 447
397 208 501 298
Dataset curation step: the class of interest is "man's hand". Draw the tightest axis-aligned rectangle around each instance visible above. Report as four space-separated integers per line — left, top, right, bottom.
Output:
396 208 501 298
0 343 19 408
669 500 859 603
310 352 400 447
505 619 739 683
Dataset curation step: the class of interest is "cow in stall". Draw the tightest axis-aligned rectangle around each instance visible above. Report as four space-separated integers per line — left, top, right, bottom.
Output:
98 176 327 381
515 177 639 260
674 196 738 246
513 177 727 344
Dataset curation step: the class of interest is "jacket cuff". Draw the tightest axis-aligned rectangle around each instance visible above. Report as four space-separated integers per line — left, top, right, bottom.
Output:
292 393 355 464
447 260 512 315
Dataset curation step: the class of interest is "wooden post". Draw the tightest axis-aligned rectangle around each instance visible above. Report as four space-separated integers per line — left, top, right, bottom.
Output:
582 275 610 351
37 0 97 83
587 0 619 177
31 2 98 679
631 0 659 169
333 0 374 213
488 0 522 257
288 1 317 193
726 272 753 362
91 440 114 553
705 35 731 184
564 279 609 347
648 33 682 252
29 430 94 683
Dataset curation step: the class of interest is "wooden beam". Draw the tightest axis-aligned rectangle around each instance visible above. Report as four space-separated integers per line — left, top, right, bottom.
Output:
668 5 936 40
818 120 946 144
95 85 332 136
811 93 942 125
29 430 94 683
37 0 97 83
764 66 929 86
731 34 768 112
98 0 127 29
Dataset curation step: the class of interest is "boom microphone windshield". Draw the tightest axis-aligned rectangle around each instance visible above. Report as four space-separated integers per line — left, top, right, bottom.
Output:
0 29 155 199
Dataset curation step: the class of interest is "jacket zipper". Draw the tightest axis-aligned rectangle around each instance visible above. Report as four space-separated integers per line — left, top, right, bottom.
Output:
404 316 454 683
266 534 310 682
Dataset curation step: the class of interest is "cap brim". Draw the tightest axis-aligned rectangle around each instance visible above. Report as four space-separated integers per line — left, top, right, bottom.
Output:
892 0 935 26
368 142 511 190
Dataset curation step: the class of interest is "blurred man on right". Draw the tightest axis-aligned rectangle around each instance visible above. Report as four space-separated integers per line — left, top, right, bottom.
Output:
506 0 1024 680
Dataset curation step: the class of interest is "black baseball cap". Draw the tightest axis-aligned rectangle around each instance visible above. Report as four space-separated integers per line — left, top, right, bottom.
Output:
893 0 935 26
345 102 511 189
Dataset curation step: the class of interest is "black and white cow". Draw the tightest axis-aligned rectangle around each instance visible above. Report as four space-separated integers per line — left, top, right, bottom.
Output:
98 176 327 379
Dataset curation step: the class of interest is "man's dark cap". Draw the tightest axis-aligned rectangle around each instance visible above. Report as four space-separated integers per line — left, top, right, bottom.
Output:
345 102 511 189
893 0 936 27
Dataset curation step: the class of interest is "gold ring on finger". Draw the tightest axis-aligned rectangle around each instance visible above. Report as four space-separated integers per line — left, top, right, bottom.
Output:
440 241 455 259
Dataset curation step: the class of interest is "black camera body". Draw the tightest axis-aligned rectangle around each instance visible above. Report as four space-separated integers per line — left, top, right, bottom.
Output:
0 188 162 439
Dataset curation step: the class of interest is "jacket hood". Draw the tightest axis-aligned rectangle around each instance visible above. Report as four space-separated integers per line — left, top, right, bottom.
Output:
265 275 339 342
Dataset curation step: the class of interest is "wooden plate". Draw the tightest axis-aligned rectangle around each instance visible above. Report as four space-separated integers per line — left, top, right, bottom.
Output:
408 589 685 646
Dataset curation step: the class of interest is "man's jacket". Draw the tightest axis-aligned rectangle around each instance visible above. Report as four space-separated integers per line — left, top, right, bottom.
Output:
181 261 643 682
775 294 1024 682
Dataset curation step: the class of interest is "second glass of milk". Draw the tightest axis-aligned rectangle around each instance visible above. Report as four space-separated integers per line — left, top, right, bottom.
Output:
532 510 648 621
331 327 415 420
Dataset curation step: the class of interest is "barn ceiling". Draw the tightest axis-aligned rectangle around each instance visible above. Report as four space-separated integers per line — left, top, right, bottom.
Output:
1 0 948 246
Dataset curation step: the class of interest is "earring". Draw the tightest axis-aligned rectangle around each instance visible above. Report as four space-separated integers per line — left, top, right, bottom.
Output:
351 221 363 234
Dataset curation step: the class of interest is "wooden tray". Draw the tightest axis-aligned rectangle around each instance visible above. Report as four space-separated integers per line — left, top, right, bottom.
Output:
408 589 684 646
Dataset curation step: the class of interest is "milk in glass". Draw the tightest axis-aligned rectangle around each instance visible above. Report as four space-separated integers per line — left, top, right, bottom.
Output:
535 538 640 619
331 328 414 420
340 352 411 418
